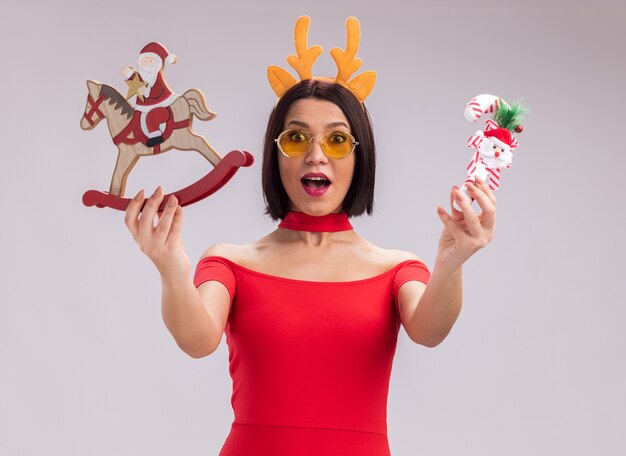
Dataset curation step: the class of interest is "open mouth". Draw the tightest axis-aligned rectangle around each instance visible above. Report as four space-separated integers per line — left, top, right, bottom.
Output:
300 173 332 196
301 176 331 189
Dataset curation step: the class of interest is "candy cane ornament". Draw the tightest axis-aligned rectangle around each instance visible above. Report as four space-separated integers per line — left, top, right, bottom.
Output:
464 94 506 122
453 94 527 211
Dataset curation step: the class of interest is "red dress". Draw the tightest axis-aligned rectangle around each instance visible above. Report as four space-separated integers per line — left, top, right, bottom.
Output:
193 255 430 455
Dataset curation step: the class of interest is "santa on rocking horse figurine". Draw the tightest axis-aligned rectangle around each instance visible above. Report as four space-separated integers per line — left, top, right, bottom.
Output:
81 41 253 212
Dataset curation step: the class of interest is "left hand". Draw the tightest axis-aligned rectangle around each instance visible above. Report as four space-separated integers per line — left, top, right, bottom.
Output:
435 176 496 272
121 65 133 78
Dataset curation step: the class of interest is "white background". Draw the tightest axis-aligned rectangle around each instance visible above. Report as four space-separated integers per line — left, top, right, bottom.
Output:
1 0 625 454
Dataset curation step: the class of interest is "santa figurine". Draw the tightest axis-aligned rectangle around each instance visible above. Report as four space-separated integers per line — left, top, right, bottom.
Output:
121 42 178 147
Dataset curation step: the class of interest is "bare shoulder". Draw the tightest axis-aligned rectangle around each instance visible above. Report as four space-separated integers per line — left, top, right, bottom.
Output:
380 248 425 266
198 232 274 265
356 236 426 269
198 243 253 263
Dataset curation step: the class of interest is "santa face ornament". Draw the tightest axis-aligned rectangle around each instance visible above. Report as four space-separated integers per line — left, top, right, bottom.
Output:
80 41 253 212
478 132 513 170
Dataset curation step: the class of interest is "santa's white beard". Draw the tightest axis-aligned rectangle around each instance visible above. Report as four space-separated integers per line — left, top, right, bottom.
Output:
138 66 159 87
478 140 513 169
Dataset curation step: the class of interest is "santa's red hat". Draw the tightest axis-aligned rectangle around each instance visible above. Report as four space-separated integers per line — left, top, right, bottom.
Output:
138 42 177 66
483 127 513 149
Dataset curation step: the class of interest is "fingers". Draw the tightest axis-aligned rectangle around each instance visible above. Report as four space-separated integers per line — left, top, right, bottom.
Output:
437 205 466 239
166 203 184 245
124 189 145 241
438 181 497 264
473 175 497 207
153 194 180 245
451 186 482 237
138 186 164 235
449 186 464 217
123 187 186 270
466 181 496 231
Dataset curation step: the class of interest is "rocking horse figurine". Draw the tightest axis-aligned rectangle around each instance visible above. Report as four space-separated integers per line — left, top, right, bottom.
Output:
81 42 253 211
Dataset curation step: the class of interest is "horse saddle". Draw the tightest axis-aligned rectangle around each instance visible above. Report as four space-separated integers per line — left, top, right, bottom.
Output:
113 106 190 152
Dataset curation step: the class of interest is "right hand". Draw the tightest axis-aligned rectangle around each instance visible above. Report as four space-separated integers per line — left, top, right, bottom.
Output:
124 186 190 282
121 65 133 78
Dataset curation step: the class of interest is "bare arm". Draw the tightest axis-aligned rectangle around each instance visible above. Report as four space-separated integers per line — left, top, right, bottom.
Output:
399 176 496 347
160 276 229 358
398 264 461 348
124 186 229 358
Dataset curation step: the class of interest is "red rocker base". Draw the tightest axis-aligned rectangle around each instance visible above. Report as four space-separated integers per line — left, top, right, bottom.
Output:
82 150 254 212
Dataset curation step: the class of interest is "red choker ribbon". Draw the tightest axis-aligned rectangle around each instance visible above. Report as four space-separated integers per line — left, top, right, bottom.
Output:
278 211 353 232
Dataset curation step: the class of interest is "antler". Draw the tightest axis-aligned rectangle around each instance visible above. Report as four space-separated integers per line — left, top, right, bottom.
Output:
268 16 376 104
330 17 363 84
267 16 322 98
287 16 323 80
330 17 376 103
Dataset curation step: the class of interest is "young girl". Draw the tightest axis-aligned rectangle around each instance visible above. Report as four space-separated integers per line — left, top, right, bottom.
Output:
123 20 496 456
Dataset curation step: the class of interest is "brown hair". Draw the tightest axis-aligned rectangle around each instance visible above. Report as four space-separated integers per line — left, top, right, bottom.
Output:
262 79 376 221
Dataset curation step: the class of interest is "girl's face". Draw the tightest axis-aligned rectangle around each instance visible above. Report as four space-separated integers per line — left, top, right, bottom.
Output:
278 98 356 216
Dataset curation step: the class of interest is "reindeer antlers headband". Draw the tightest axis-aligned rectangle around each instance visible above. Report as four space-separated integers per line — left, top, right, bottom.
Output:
267 16 377 105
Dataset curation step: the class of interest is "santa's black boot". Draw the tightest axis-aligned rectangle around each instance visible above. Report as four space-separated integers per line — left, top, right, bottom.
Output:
146 135 164 147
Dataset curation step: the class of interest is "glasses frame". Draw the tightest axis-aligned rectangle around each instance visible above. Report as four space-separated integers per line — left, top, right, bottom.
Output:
274 129 359 160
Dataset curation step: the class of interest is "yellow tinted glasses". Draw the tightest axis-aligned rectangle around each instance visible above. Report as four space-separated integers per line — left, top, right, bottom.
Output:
275 129 359 159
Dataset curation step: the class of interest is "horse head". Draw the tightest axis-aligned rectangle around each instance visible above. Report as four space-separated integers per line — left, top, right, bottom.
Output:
81 79 135 131
80 80 105 130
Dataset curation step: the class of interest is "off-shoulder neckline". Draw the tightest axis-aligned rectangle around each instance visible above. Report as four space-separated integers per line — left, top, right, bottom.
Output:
200 255 426 285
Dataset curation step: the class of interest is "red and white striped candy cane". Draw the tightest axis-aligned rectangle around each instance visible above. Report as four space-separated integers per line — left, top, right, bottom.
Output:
464 94 509 122
463 150 501 190
466 119 499 151
462 118 504 196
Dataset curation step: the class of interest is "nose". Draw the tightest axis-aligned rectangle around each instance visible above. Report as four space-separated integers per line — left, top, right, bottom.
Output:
495 151 500 157
305 136 329 164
